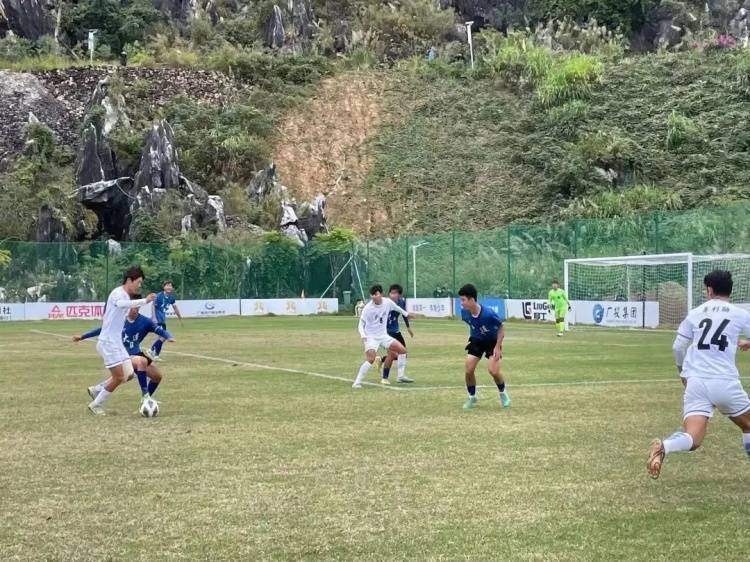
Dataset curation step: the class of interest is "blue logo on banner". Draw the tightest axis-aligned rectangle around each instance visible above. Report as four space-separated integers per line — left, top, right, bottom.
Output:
593 303 605 324
453 298 506 320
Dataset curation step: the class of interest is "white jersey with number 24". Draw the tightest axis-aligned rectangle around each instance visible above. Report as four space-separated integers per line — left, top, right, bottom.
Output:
678 299 750 380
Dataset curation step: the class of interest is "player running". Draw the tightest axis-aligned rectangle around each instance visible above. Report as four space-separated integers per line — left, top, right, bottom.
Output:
86 266 155 415
379 284 415 385
459 284 511 410
548 279 570 337
150 279 182 361
647 270 750 478
353 284 412 389
75 303 175 401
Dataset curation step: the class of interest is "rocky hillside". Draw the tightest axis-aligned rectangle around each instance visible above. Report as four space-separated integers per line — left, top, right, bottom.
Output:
3 0 750 244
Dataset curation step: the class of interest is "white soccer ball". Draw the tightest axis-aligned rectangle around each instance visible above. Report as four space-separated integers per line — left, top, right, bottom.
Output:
139 398 160 418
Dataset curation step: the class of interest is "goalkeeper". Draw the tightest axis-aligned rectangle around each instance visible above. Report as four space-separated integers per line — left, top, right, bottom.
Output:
547 279 570 337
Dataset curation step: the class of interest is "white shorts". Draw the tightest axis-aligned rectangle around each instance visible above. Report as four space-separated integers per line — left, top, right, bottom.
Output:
363 335 396 353
683 377 750 419
96 339 130 369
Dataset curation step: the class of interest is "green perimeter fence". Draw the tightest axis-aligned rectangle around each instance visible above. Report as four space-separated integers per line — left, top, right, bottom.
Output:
1 205 749 304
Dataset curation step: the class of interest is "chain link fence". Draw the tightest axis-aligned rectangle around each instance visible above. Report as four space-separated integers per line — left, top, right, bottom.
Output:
2 204 749 304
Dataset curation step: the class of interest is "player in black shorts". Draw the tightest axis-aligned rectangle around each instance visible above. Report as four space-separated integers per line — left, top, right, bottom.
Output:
379 284 415 384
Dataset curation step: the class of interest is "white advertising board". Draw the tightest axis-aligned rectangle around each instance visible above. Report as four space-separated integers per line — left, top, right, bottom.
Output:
240 298 339 316
572 300 659 328
406 298 452 318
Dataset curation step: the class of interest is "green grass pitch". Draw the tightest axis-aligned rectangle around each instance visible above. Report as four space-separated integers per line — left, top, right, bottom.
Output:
2 316 750 561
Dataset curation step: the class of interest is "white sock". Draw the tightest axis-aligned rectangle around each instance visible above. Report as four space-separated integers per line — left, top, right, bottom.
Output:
743 433 750 458
354 361 372 384
397 354 407 379
663 431 693 455
96 377 111 391
92 388 112 406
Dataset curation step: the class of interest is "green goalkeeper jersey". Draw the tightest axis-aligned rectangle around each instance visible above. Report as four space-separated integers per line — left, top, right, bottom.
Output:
548 288 569 317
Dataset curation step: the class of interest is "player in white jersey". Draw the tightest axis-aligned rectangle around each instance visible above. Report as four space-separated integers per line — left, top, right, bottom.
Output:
352 284 412 388
87 266 156 415
647 270 750 478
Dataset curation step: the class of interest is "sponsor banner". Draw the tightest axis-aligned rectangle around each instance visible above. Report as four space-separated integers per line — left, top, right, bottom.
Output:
505 299 556 322
0 303 25 321
25 302 106 321
573 300 659 328
406 298 452 318
453 298 505 320
162 299 240 319
240 298 338 316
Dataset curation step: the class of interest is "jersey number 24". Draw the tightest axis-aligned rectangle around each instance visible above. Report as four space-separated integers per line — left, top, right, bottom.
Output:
697 318 729 352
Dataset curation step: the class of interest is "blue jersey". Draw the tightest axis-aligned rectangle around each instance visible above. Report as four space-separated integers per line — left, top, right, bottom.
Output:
461 305 502 342
387 297 411 334
154 291 176 324
81 314 172 355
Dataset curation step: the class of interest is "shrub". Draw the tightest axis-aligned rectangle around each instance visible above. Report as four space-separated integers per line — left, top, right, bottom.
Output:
536 53 602 107
481 33 553 87
563 185 684 219
665 111 704 151
362 0 456 60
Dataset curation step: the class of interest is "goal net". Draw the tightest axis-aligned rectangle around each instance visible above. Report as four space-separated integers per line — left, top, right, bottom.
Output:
565 253 750 328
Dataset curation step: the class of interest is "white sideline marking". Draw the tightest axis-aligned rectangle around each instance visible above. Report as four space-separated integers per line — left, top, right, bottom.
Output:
29 329 400 391
31 329 748 392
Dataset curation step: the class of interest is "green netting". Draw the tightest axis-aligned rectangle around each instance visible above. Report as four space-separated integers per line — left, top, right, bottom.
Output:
2 204 750 303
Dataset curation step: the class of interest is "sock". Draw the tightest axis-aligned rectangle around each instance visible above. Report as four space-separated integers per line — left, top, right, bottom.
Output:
467 384 476 397
382 366 391 379
497 382 506 393
354 361 371 384
743 433 750 458
147 379 160 396
663 431 693 455
152 339 164 356
92 388 112 406
136 371 148 395
95 376 110 391
557 321 564 334
397 354 407 379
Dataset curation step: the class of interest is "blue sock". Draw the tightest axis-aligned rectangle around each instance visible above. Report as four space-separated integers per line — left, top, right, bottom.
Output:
743 434 750 458
136 371 148 395
147 380 160 396
497 382 506 393
152 339 164 355
467 384 476 396
383 366 391 379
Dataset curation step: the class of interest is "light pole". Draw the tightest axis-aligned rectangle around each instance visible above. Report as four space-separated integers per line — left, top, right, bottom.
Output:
411 241 429 299
465 21 475 70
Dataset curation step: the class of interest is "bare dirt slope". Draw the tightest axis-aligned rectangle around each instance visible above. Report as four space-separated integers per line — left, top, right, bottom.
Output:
273 71 386 234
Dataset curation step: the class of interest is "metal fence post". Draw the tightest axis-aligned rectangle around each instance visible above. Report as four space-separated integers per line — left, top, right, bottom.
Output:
451 230 457 295
506 226 512 299
654 211 660 255
405 236 410 296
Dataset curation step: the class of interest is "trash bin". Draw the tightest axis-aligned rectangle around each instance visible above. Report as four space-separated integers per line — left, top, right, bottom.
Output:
343 291 352 305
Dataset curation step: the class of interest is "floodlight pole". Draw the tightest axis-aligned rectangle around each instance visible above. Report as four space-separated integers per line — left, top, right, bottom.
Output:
465 21 475 69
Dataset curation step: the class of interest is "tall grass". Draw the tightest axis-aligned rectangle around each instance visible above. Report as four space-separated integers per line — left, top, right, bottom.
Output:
536 53 602 108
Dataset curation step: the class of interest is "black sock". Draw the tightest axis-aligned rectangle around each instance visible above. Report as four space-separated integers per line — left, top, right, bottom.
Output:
497 382 506 393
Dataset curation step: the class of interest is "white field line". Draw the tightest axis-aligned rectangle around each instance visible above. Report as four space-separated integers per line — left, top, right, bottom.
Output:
29 329 400 391
32 328 745 392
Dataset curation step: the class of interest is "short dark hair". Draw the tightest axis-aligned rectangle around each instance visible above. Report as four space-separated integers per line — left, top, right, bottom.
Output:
132 294 142 300
551 279 559 285
389 284 403 295
704 270 733 297
458 283 478 300
370 284 383 296
123 266 145 284
163 279 173 287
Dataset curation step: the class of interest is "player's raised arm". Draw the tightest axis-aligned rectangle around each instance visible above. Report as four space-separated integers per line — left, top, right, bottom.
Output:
115 293 154 309
388 298 411 319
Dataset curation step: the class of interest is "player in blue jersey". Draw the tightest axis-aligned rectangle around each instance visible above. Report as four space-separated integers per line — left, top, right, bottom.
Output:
458 283 511 410
150 280 182 361
379 284 415 385
75 302 175 401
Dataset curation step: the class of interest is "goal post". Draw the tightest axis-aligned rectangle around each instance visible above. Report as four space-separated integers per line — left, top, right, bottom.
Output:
564 253 750 328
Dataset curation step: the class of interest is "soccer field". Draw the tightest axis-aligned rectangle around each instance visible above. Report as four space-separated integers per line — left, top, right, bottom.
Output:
2 316 750 561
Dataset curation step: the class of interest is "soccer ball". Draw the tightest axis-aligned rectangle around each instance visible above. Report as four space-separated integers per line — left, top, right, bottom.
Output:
139 398 159 418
